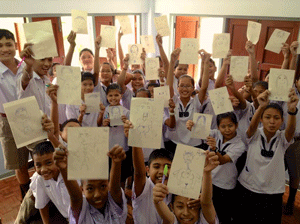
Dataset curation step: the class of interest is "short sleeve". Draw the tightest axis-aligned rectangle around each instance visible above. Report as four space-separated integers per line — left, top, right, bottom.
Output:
226 141 246 163
132 178 151 202
107 189 127 218
66 105 79 120
34 177 50 209
122 88 134 110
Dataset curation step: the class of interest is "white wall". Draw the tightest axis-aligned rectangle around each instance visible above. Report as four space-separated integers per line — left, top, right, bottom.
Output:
0 0 149 15
155 0 300 18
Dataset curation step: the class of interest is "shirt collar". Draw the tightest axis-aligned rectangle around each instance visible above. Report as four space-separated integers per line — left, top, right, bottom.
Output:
258 127 280 142
0 59 24 78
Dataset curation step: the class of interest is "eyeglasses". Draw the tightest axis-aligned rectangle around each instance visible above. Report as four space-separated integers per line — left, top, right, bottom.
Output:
178 85 193 89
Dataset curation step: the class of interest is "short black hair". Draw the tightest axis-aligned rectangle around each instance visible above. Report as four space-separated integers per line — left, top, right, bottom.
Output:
136 87 151 98
32 141 54 156
253 81 268 90
147 83 160 89
79 48 94 58
60 119 81 132
0 29 15 42
147 148 173 166
178 74 195 87
48 63 60 76
102 62 115 73
81 72 96 85
217 112 238 127
132 69 145 76
261 103 283 119
209 58 216 67
106 83 122 95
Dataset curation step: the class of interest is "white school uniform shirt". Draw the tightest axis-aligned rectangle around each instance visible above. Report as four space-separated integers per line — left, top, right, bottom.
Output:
66 101 98 127
196 79 216 94
165 95 202 146
93 81 110 107
0 60 24 113
209 129 246 189
132 177 172 224
17 72 51 117
121 88 135 110
173 77 179 96
51 77 67 124
103 105 130 151
238 128 293 194
69 190 127 224
173 211 219 224
30 172 70 218
200 97 217 130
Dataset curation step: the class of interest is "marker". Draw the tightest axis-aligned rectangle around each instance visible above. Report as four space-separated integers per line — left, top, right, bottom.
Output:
17 57 26 68
162 164 168 184
45 84 51 87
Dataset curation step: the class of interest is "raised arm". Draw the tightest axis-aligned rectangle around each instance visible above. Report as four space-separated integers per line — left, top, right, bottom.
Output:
106 48 116 70
225 75 247 110
46 84 60 140
281 43 290 69
117 54 129 93
93 35 101 85
198 49 209 88
198 52 211 104
20 43 35 90
215 50 231 89
118 28 125 69
164 99 176 128
285 88 299 142
206 136 231 165
132 146 147 197
289 41 299 70
54 146 83 222
167 48 181 98
244 75 259 109
64 31 76 66
156 34 169 78
246 90 270 138
245 41 258 83
108 145 126 207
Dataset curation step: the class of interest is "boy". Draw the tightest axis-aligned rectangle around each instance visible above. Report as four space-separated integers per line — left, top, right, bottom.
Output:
18 43 52 117
54 144 128 223
0 29 30 198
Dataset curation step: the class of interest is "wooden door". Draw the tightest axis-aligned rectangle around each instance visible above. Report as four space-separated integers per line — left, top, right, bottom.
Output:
175 16 200 77
31 17 65 64
227 19 300 80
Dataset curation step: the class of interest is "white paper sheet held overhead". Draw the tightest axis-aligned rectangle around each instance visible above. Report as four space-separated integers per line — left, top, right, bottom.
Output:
180 38 199 65
247 21 262 44
230 56 249 82
212 33 230 58
128 44 143 65
265 29 290 54
154 85 170 108
208 87 233 115
72 9 88 34
100 25 116 48
154 15 170 37
116 16 132 35
141 35 155 53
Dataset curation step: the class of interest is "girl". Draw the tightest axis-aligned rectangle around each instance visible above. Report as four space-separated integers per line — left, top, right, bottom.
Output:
152 150 220 224
164 49 209 153
187 112 246 224
66 73 104 127
236 89 298 224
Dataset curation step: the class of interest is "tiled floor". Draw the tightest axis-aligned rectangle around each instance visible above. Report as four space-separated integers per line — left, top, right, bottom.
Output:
0 172 299 224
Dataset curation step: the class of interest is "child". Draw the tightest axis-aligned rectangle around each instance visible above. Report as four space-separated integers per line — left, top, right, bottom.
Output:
172 60 189 96
188 112 246 223
164 49 209 153
30 140 70 223
54 144 128 223
147 82 160 98
152 150 220 224
0 29 31 198
66 72 104 127
236 89 298 224
48 62 59 83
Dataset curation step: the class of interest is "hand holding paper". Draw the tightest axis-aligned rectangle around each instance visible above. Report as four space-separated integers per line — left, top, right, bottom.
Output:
265 29 290 54
72 9 88 34
247 21 262 44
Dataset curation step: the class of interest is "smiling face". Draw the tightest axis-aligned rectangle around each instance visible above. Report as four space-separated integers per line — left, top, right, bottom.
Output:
174 64 188 79
33 57 53 77
0 37 16 63
33 152 59 181
146 158 171 185
172 195 200 224
178 77 194 99
131 72 145 92
80 51 94 71
261 108 283 136
100 64 113 85
107 89 122 106
81 79 94 95
218 117 238 142
81 180 109 211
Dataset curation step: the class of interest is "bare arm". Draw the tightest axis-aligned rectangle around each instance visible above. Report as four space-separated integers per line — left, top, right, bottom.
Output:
118 28 124 69
289 41 299 70
215 51 231 89
206 136 232 165
245 41 258 83
46 84 60 140
198 52 211 104
167 49 181 98
164 99 176 128
225 75 247 110
156 34 169 78
39 204 50 224
64 31 76 66
97 103 105 126
132 147 147 197
285 88 299 142
281 43 290 69
117 54 129 93
20 43 35 90
93 35 101 85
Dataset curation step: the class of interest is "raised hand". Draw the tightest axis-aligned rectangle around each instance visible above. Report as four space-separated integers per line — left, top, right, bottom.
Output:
153 183 169 204
245 41 255 55
281 43 290 59
257 90 270 108
204 151 219 172
67 30 76 46
95 35 102 49
170 48 181 62
107 144 126 163
20 43 35 67
54 144 68 170
46 84 59 103
287 88 299 113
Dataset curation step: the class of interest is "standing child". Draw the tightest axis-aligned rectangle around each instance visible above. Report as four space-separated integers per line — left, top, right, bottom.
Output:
54 144 128 223
236 89 298 224
152 150 220 224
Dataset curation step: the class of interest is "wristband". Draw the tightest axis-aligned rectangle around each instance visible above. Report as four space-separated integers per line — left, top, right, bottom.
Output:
288 107 298 115
169 112 175 116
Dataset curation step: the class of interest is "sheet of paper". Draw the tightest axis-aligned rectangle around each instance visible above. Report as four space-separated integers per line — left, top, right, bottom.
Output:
128 98 164 148
154 15 170 37
3 96 47 148
116 16 132 35
168 144 206 199
212 33 230 58
72 9 88 34
57 66 81 105
191 113 213 139
128 44 143 65
23 20 58 60
247 21 262 44
100 25 116 48
145 58 159 80
68 127 109 180
265 29 290 54
141 35 155 53
85 92 100 113
208 87 233 115
109 106 124 126
230 56 249 82
154 85 170 108
179 38 199 64
269 68 295 102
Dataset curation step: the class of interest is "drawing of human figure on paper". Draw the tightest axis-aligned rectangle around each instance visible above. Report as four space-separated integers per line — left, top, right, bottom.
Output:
211 91 225 110
172 151 202 194
111 106 121 119
275 74 288 100
74 16 86 33
15 107 34 134
130 45 140 64
194 115 206 133
135 104 157 138
146 59 157 70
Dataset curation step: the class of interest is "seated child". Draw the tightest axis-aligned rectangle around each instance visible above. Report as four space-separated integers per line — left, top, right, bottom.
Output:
54 144 128 223
152 150 220 224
